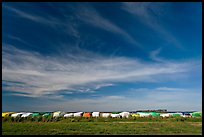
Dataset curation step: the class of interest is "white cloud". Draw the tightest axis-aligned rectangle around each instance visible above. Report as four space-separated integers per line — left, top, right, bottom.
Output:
7 87 201 112
95 83 114 90
149 47 164 62
3 5 80 39
3 5 58 25
155 87 185 91
2 44 200 98
6 35 32 46
75 4 142 48
3 4 140 48
105 95 125 100
121 2 183 49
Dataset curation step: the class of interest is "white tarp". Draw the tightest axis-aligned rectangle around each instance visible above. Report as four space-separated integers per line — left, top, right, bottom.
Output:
92 112 100 117
64 113 74 117
111 114 121 118
119 112 130 118
74 112 83 117
174 113 182 115
11 112 25 118
101 113 111 118
53 111 65 117
137 112 151 117
21 113 33 117
160 113 171 117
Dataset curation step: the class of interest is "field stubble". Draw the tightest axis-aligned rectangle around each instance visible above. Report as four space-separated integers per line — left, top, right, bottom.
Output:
2 116 202 135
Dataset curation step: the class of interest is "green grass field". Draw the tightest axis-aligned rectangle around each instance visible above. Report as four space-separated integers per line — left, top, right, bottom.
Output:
2 117 202 135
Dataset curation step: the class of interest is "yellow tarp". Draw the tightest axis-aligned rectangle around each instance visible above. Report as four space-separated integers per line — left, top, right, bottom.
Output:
131 114 140 117
2 112 15 117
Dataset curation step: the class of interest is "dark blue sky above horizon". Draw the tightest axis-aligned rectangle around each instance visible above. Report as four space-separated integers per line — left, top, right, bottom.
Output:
2 2 202 112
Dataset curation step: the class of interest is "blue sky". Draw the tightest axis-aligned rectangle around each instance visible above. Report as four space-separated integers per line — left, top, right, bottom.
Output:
2 2 202 112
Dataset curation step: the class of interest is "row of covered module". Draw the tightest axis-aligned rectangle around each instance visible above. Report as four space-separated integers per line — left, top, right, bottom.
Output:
2 111 202 118
2 111 128 118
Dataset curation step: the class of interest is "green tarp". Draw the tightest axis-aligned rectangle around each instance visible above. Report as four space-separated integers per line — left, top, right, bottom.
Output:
32 113 40 117
38 112 46 115
43 113 51 116
149 112 160 116
172 114 181 117
192 113 201 117
192 112 202 114
112 112 120 114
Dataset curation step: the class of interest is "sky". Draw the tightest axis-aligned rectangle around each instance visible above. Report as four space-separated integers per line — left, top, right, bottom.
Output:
2 2 202 112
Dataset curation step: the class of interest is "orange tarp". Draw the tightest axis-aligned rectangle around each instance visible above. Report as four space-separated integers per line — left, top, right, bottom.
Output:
83 112 91 117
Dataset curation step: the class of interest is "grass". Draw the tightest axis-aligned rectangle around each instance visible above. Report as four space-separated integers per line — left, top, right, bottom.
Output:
2 117 202 135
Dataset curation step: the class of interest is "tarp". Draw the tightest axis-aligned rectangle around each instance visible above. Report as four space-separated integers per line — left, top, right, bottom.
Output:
53 111 65 117
119 112 130 118
43 113 52 117
131 114 140 117
172 113 181 117
101 113 111 118
2 113 7 117
21 113 33 117
92 112 100 117
137 113 151 117
74 112 83 117
83 112 91 117
111 114 120 118
11 112 25 118
64 113 74 117
112 112 120 114
160 113 171 117
149 112 160 117
192 112 202 114
32 113 40 117
38 112 46 115
2 112 15 117
192 113 201 117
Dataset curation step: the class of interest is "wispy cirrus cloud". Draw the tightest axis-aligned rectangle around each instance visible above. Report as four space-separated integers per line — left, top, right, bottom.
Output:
3 4 141 48
155 87 185 91
3 5 58 26
121 2 183 49
2 44 200 98
95 83 115 90
6 35 32 46
74 4 142 48
149 47 164 62
3 5 80 39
